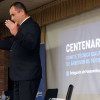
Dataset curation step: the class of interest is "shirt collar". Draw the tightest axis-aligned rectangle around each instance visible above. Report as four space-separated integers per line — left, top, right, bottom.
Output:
20 16 30 25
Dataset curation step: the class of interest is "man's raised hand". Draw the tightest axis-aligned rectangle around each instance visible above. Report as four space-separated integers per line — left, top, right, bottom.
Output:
5 20 18 36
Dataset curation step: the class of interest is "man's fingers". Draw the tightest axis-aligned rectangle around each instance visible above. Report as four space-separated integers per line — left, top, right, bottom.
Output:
5 20 9 26
5 20 14 25
5 20 10 28
5 20 18 29
4 19 18 36
15 22 18 26
5 21 9 27
5 20 10 24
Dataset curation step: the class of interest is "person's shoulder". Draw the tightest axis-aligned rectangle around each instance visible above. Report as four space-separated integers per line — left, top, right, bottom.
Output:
29 17 39 26
22 17 40 30
29 18 40 28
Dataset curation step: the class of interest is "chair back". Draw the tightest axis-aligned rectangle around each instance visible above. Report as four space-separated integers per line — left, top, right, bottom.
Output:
44 88 58 100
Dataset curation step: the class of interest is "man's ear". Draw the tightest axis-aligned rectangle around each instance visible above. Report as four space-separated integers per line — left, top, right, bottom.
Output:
20 9 25 15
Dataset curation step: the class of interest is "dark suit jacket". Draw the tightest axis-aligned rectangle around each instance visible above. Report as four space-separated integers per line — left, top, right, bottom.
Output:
0 17 42 81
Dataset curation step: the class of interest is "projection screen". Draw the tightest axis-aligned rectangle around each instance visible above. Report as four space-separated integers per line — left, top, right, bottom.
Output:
46 7 100 100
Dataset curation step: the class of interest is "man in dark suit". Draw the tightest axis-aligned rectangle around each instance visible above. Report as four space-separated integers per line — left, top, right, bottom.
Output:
0 2 42 100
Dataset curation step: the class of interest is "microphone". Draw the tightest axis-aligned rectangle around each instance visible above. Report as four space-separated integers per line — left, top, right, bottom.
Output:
66 84 74 100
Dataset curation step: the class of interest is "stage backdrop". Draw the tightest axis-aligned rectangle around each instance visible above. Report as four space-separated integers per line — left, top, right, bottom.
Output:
46 7 100 100
36 43 45 100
